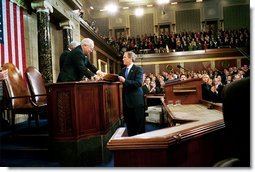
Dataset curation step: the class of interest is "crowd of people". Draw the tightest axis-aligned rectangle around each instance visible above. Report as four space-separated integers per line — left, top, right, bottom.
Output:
102 28 250 56
141 64 250 103
84 18 249 56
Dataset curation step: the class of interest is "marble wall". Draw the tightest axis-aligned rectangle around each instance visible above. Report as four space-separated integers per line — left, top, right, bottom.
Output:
24 0 81 82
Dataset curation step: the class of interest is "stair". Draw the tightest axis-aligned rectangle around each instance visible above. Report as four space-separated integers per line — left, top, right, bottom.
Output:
0 120 164 167
0 119 61 167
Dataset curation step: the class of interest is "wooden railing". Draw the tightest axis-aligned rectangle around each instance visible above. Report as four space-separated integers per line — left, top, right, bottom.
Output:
107 101 227 167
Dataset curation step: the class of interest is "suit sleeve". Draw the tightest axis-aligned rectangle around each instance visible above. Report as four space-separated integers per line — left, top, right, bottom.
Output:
71 51 97 79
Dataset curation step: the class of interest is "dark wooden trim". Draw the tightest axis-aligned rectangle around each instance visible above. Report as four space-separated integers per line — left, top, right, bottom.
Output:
107 103 225 167
80 20 119 60
136 48 244 63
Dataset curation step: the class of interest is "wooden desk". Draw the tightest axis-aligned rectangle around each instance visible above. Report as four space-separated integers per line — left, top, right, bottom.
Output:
164 78 202 105
107 102 227 167
46 81 122 166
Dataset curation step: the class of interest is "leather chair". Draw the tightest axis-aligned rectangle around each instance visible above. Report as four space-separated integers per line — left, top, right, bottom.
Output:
25 66 47 109
2 63 40 127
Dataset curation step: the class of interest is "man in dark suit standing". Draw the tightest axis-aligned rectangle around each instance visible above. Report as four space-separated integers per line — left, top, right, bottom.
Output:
57 38 103 82
59 41 79 71
118 51 145 136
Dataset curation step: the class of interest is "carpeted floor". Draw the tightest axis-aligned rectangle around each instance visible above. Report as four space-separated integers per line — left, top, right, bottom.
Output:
0 119 164 167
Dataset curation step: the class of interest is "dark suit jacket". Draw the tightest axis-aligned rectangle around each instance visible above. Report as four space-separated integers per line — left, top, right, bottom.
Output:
142 85 150 95
211 84 224 102
119 64 144 108
142 85 160 94
57 45 97 82
59 50 70 71
201 83 214 101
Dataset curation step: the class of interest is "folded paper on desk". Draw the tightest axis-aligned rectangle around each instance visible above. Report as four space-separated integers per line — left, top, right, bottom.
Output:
102 74 119 82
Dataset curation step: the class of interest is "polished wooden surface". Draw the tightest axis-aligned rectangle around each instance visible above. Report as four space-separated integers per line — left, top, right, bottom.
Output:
107 102 226 167
46 81 122 141
164 78 202 105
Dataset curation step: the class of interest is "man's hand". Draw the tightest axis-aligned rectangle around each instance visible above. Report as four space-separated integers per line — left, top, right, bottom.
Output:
96 70 106 77
118 76 125 83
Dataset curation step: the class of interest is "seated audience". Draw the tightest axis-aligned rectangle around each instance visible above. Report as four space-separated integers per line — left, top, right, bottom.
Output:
210 77 224 103
201 74 214 101
142 77 151 95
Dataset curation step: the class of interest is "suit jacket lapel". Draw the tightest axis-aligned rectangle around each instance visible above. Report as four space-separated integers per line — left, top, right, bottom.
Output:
127 65 135 79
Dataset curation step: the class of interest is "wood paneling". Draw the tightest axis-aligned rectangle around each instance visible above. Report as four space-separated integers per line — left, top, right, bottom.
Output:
142 64 154 74
135 48 247 74
215 59 237 70
184 61 208 71
46 81 122 141
164 78 202 105
46 81 123 165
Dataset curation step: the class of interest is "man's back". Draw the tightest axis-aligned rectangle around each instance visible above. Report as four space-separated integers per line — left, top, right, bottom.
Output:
59 50 70 70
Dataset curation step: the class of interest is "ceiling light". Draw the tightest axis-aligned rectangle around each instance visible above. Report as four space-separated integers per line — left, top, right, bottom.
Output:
196 0 203 2
105 3 118 14
135 7 144 17
90 6 94 10
157 0 170 5
123 7 129 10
147 4 153 7
171 2 178 5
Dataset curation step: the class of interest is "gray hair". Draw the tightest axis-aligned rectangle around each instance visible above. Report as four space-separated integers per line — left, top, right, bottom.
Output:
125 51 137 62
69 41 79 50
80 38 94 48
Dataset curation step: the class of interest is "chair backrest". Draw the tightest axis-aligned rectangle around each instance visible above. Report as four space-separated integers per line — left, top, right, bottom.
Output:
25 66 47 105
2 63 32 109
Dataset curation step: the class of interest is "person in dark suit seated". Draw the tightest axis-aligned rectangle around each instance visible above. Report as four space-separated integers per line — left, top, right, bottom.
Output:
59 41 79 71
222 77 250 166
118 51 145 136
142 77 151 95
143 79 161 107
210 77 224 102
201 74 214 101
57 38 103 82
148 81 160 94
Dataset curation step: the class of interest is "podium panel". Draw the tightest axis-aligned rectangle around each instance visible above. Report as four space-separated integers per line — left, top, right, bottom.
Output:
164 78 202 105
46 81 122 166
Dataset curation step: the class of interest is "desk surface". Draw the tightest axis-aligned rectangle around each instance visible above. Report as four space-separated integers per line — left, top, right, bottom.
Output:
167 104 223 121
130 103 223 139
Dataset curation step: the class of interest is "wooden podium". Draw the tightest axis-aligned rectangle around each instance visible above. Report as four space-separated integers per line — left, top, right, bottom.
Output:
46 81 122 166
164 78 202 105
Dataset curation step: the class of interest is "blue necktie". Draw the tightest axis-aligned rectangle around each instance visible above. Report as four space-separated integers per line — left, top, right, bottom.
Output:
125 67 129 78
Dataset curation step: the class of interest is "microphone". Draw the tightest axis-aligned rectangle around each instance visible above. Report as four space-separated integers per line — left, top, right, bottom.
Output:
177 65 187 71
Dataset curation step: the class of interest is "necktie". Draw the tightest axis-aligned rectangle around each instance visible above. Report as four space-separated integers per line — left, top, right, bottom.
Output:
125 67 129 78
